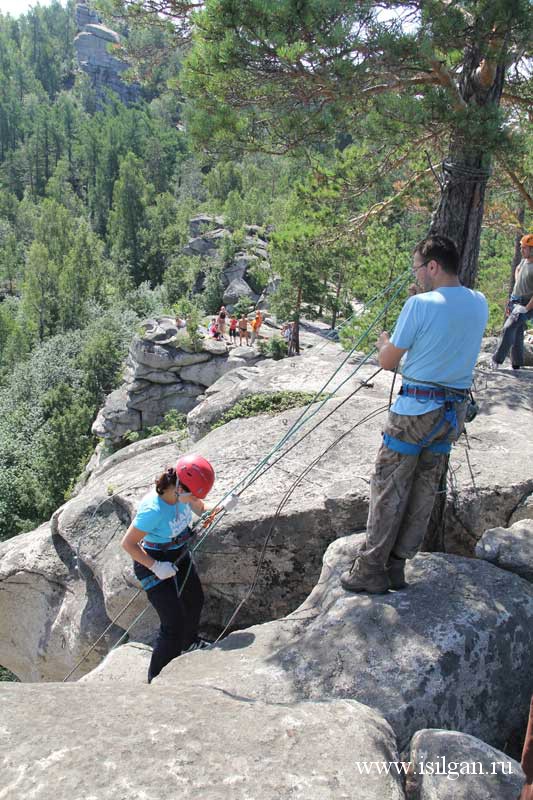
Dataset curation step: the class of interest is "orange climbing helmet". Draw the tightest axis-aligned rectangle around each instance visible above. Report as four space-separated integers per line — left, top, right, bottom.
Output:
521 234 533 247
175 454 215 499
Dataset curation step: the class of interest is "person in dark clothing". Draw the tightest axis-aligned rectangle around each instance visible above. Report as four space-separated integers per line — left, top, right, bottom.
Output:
121 454 217 682
492 233 533 370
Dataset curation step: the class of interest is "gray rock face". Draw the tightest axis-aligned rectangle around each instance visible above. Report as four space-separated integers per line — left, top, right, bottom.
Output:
75 0 99 27
74 3 141 106
188 214 225 237
155 538 533 752
181 215 274 308
186 341 356 440
222 276 258 306
187 342 533 556
0 683 405 800
475 519 533 582
0 521 125 681
130 337 211 371
79 641 152 684
408 729 524 799
92 386 141 441
182 228 227 258
3 339 533 683
180 356 246 387
222 253 258 286
509 492 533 525
92 319 257 445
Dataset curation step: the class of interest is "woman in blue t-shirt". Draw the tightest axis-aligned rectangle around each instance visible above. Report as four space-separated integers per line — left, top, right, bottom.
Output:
121 453 216 682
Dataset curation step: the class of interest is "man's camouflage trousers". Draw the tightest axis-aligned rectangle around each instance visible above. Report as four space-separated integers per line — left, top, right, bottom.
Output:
359 402 468 568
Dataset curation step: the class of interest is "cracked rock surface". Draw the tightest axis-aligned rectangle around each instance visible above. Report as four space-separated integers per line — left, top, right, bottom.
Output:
1 342 532 681
0 684 405 800
153 535 533 753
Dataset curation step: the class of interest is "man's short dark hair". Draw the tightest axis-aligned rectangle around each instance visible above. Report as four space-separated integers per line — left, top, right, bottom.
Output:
414 235 459 275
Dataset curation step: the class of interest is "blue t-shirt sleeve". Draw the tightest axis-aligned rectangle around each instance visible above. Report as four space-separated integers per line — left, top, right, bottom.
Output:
132 506 159 534
391 297 420 350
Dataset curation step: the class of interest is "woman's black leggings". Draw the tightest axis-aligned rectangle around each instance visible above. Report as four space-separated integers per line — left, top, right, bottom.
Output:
134 549 204 682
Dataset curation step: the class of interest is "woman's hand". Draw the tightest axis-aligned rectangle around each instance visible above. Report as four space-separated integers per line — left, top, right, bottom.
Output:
201 506 223 528
150 561 176 580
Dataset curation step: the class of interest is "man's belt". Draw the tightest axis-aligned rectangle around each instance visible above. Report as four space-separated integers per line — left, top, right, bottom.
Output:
399 384 468 400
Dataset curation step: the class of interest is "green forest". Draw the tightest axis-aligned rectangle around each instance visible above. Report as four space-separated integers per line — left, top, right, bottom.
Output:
0 0 531 542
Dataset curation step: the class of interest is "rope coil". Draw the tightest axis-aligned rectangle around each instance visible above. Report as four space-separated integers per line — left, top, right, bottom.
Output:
441 159 492 183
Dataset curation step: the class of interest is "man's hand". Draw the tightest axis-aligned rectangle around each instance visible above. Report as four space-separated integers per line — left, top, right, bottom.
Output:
376 330 407 371
376 331 390 352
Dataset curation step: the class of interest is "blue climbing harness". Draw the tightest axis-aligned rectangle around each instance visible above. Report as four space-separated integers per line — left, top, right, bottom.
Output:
383 383 468 457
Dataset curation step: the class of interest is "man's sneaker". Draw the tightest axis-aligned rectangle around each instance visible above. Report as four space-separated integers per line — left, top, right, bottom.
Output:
490 359 501 371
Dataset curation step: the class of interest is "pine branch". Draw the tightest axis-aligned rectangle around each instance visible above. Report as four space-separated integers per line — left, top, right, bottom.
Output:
501 92 533 114
428 58 467 110
496 157 533 212
347 166 434 230
363 74 441 95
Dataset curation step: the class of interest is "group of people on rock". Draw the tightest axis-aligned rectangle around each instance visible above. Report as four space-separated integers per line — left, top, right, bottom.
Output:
209 306 263 346
122 231 532 690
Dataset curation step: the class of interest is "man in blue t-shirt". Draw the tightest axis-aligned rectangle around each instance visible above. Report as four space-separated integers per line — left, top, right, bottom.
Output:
341 235 488 594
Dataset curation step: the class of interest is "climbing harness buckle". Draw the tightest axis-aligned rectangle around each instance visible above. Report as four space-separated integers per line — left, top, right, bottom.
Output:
465 391 478 424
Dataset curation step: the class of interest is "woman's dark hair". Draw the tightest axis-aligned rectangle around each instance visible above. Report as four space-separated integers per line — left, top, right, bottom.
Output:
155 467 177 495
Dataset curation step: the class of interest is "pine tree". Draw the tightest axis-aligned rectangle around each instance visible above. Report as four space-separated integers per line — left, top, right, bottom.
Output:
108 152 153 284
160 0 533 285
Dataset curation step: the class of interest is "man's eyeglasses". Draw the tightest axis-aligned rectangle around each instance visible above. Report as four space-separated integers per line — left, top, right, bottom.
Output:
412 260 430 275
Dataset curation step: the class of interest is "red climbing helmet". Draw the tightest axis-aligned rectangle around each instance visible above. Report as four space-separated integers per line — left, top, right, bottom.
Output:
521 234 533 247
175 454 215 499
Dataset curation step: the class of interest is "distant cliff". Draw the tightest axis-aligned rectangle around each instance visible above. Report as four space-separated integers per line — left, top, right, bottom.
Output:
74 1 141 106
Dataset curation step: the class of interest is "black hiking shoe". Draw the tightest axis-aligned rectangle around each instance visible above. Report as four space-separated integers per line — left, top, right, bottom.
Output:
185 637 212 653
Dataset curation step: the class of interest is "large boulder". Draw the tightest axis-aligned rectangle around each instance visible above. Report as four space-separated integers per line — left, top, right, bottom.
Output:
222 276 258 306
91 386 141 440
475 518 533 582
3 341 533 681
188 213 225 237
221 253 258 286
182 228 227 257
92 322 244 445
408 729 524 799
180 356 249 387
0 522 124 682
130 337 211 371
0 683 405 800
186 341 362 440
79 641 152 684
153 537 533 752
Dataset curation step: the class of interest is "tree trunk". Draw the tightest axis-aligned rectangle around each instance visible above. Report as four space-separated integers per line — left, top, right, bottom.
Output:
510 205 526 293
293 283 302 354
430 49 506 288
331 272 342 330
318 273 327 317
